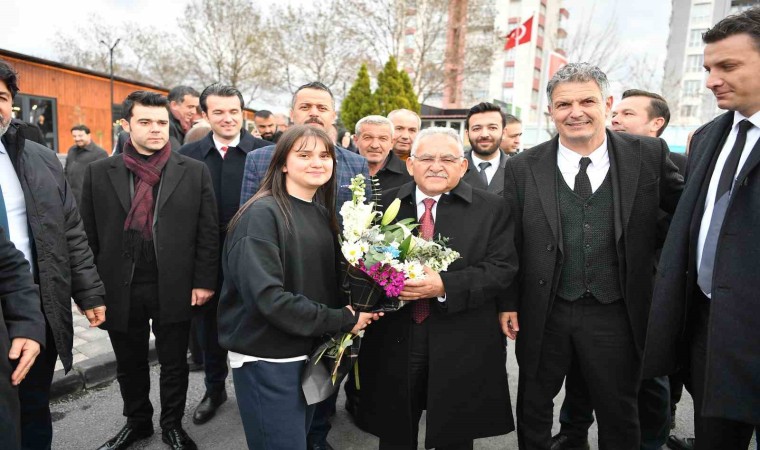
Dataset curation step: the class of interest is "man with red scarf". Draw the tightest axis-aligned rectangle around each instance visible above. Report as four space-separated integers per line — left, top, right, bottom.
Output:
80 91 219 450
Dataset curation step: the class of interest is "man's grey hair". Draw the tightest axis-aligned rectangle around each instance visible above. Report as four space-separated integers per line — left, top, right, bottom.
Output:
411 127 463 157
355 115 394 136
387 109 422 128
546 63 610 104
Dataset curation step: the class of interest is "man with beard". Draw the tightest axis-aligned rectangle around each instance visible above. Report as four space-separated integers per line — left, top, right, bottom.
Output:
1 58 107 449
462 102 509 198
168 86 200 150
388 109 420 161
253 110 282 143
65 124 108 204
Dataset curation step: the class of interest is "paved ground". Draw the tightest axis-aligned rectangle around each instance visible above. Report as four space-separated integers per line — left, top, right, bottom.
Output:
49 340 754 450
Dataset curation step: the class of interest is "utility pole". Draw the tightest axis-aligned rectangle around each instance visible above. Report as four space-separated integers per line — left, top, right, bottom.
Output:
100 38 120 152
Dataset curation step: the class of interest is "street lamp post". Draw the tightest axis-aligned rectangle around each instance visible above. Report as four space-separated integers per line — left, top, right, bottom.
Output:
100 38 120 151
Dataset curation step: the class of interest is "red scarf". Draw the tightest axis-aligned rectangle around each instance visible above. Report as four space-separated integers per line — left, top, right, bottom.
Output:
122 139 172 259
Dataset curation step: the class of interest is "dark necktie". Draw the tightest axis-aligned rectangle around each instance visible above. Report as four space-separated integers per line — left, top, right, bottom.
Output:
0 184 9 240
478 161 491 186
698 119 754 297
574 157 593 200
412 198 436 324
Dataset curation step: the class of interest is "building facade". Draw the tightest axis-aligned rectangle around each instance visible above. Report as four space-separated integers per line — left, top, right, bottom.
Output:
663 0 759 126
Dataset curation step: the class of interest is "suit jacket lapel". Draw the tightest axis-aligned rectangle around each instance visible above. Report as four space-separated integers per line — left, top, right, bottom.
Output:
107 158 131 214
607 131 640 242
157 154 186 214
734 134 760 187
488 153 507 195
528 139 561 249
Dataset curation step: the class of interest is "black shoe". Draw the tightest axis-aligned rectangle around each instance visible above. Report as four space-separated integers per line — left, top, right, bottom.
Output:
666 435 695 450
162 426 198 450
551 433 590 450
192 390 228 425
97 423 153 450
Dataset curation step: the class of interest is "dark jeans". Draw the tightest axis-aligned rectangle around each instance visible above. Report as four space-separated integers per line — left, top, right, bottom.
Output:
378 320 473 450
307 391 337 447
108 282 191 430
194 300 228 394
232 360 315 450
18 321 57 450
690 293 755 450
517 297 639 450
558 368 670 449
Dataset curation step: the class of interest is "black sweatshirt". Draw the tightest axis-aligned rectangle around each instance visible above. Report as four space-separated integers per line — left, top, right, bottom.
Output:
218 195 357 358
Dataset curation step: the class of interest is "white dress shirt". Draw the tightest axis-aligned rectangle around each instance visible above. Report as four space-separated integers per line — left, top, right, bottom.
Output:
213 134 241 158
557 139 610 193
414 187 446 302
697 111 760 297
471 151 502 185
0 140 33 271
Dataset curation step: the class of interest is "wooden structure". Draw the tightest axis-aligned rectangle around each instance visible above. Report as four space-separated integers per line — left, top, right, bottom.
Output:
1 48 169 153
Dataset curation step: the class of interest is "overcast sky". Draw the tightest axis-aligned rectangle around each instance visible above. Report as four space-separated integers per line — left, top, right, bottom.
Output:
2 0 672 105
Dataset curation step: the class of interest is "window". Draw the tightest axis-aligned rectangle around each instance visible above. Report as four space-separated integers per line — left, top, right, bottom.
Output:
686 54 704 72
538 25 545 38
534 68 541 80
531 89 539 106
683 80 702 96
690 3 712 23
12 94 58 151
502 88 514 103
505 48 516 61
681 104 698 117
689 28 707 47
503 66 515 82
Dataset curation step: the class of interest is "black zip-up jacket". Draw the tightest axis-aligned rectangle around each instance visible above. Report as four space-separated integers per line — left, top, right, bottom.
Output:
1 121 105 372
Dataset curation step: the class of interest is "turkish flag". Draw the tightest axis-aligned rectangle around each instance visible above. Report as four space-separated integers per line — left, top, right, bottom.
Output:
504 17 533 51
548 51 568 78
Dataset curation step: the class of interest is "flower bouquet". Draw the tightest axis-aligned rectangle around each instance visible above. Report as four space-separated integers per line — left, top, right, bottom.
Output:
302 175 460 404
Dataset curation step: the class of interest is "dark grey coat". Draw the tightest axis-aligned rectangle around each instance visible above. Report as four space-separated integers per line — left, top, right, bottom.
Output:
644 112 760 424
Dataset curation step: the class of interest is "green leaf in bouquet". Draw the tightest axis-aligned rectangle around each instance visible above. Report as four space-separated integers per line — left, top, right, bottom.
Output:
398 234 414 260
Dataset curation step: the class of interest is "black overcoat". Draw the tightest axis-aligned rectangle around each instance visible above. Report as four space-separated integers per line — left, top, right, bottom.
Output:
79 152 219 332
503 130 683 377
357 181 518 448
643 112 760 424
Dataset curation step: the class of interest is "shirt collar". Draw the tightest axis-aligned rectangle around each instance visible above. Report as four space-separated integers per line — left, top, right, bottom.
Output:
414 186 443 205
213 133 241 152
557 137 608 169
0 139 7 155
733 110 760 130
470 150 501 169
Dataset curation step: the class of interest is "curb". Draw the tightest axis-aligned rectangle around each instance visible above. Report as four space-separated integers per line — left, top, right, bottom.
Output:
50 341 158 400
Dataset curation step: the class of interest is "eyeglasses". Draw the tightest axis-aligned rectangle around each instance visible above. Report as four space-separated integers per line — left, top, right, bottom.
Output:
411 154 464 165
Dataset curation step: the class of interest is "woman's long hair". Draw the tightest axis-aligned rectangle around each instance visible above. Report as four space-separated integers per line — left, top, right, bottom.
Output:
228 125 339 235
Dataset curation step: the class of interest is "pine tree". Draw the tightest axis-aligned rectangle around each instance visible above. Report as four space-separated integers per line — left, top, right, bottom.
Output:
374 56 413 116
340 63 375 134
399 69 420 113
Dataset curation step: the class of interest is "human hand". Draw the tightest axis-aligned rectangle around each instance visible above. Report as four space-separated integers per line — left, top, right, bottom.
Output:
398 267 444 300
349 309 383 335
499 311 519 340
9 338 41 386
191 288 215 306
84 306 106 327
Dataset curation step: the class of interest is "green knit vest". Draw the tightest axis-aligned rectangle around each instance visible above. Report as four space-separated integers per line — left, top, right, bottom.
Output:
556 171 622 303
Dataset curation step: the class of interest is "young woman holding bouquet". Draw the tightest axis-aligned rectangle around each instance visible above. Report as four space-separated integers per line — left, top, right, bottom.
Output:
218 125 377 450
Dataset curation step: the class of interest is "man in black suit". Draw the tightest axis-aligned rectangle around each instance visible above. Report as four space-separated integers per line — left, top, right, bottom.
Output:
81 91 219 450
462 102 509 198
357 127 518 449
0 230 45 450
354 115 411 193
644 8 760 450
552 88 679 450
167 86 200 150
178 83 270 426
503 63 683 450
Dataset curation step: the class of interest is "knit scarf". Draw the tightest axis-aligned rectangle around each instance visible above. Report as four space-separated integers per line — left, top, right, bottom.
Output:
122 139 171 260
